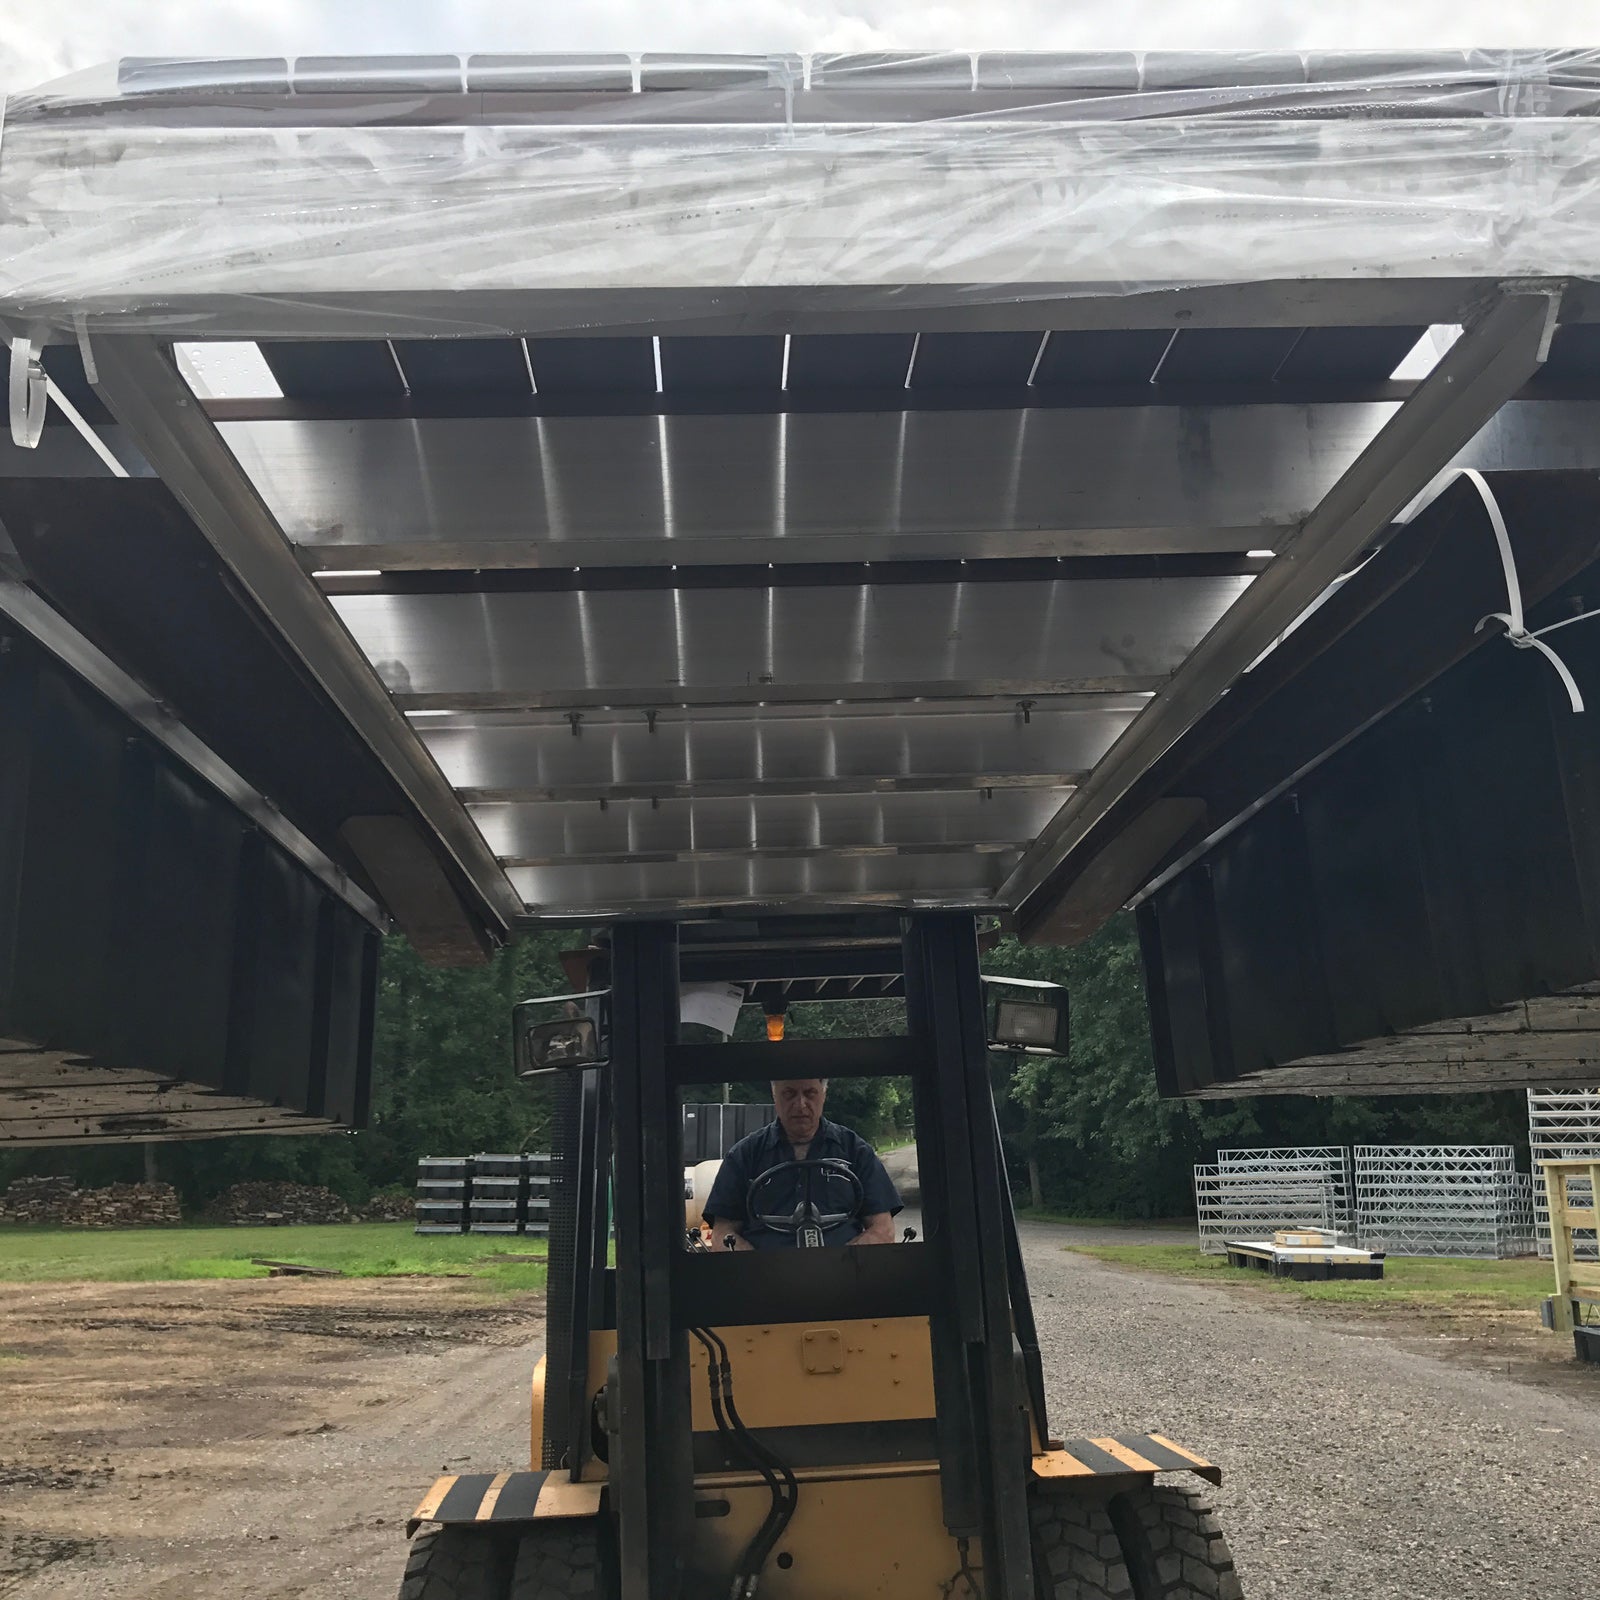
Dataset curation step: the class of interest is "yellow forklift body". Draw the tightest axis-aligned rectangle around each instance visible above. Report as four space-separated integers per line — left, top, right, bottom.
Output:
424 1309 1219 1586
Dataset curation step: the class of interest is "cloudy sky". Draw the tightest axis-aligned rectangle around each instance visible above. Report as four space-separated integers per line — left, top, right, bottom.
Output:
3 0 1599 98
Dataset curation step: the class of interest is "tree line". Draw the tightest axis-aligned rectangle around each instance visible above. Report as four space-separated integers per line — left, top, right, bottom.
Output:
0 919 1532 1218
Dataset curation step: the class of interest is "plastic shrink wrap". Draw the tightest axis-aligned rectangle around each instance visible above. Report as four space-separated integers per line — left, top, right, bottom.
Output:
2 51 1599 336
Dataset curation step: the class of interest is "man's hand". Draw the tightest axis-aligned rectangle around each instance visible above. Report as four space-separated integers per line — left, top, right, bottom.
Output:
847 1212 896 1246
709 1218 754 1252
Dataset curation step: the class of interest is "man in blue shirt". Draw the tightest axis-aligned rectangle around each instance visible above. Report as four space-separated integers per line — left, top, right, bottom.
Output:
705 1079 902 1250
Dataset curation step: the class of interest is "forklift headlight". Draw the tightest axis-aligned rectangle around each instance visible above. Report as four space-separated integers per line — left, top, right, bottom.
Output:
983 978 1070 1056
993 998 1059 1048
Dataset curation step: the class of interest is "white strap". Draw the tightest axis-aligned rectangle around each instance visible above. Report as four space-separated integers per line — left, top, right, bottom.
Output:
8 335 46 449
43 375 129 478
1464 467 1590 714
6 332 129 475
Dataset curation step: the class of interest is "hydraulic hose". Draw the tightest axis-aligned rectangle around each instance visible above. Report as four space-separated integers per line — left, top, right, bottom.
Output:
691 1327 789 1600
700 1325 798 1596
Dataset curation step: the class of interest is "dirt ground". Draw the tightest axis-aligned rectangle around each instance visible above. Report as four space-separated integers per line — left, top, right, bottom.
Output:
0 1278 541 1599
2 1237 1597 1598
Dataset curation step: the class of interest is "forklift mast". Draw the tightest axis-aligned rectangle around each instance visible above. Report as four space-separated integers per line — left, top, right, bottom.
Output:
539 912 1048 1600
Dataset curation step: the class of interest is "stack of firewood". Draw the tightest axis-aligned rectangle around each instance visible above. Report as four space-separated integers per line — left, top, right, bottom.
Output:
0 1175 182 1226
358 1190 417 1222
61 1182 182 1227
212 1182 352 1226
0 1175 76 1222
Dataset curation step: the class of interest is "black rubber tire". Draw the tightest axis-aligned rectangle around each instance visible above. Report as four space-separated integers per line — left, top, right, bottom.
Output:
508 1519 605 1600
1108 1484 1243 1600
398 1525 514 1600
1028 1487 1135 1600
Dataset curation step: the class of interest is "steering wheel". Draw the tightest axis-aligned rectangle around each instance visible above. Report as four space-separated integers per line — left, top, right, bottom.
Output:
746 1158 866 1249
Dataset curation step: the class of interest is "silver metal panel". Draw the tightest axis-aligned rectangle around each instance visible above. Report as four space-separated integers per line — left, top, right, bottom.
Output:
222 404 1386 566
417 698 1138 800
219 399 1600 569
506 848 1017 914
333 577 1246 709
31 399 1600 524
471 788 1066 863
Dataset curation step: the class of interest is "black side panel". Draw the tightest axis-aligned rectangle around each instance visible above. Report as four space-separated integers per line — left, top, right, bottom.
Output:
1142 593 1600 1097
108 745 243 1081
7 657 129 1059
0 628 378 1137
235 851 322 1112
0 478 429 889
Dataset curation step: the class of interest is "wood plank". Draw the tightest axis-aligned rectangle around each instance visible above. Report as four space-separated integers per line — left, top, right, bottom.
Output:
1289 1033 1600 1067
0 1106 341 1144
250 1259 345 1277
0 1086 277 1119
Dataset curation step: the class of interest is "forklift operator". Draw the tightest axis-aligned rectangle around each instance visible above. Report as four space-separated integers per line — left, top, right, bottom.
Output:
704 1079 901 1250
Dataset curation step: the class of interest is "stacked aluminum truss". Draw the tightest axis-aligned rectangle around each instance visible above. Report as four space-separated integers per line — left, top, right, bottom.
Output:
1193 1147 1348 1254
1221 1147 1354 1236
1352 1145 1533 1258
1528 1090 1600 1260
1195 1144 1538 1256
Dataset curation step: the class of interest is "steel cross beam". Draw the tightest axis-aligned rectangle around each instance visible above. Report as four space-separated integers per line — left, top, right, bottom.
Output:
84 335 524 935
1004 286 1566 921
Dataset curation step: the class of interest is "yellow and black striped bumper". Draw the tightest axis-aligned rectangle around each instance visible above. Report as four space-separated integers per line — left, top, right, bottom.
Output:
1034 1434 1221 1486
408 1471 603 1536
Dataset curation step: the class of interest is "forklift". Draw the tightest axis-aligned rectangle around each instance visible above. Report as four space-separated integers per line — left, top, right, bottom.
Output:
398 914 1239 1600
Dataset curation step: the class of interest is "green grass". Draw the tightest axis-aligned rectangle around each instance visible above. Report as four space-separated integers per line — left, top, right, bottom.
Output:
1068 1242 1555 1308
0 1223 547 1293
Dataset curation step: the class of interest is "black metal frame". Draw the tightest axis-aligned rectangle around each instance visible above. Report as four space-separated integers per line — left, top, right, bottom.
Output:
1136 519 1600 1097
541 911 1042 1600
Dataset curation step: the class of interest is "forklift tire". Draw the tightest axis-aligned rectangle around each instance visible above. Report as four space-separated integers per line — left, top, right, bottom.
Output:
1108 1484 1243 1600
1028 1488 1135 1600
398 1525 514 1600
508 1518 604 1600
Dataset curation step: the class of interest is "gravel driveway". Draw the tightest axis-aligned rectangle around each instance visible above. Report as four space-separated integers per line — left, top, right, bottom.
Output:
1020 1223 1597 1598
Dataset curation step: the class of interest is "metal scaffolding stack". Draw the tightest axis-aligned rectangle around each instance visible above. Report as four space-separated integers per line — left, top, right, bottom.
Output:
415 1157 472 1235
1219 1147 1354 1236
1190 1158 1337 1254
1528 1090 1600 1260
1352 1145 1533 1258
415 1153 553 1237
468 1154 527 1235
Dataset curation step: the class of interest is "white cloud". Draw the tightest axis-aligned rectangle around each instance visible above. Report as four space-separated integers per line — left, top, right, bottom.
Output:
3 0 1597 97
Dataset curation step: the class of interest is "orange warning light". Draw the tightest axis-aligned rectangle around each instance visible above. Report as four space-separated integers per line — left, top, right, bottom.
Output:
765 1013 786 1042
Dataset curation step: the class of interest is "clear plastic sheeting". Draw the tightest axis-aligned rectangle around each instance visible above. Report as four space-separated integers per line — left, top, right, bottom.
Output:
2 50 1599 336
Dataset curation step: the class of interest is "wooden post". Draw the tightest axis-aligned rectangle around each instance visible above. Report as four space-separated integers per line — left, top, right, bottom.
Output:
1546 1160 1574 1333
1543 1157 1600 1337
